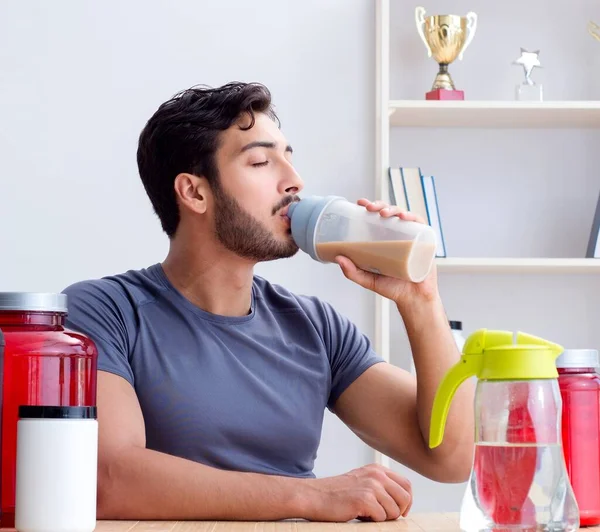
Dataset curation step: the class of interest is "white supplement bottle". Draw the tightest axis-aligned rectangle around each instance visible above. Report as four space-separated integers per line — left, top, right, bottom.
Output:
15 405 98 532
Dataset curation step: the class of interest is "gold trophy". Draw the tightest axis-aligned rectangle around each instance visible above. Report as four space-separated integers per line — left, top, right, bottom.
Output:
590 20 600 42
415 6 477 100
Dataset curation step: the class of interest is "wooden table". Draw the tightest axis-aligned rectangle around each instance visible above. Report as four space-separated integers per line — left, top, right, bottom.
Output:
94 513 600 531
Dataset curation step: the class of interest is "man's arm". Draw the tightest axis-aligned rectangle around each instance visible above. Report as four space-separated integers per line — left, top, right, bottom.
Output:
332 199 475 483
97 371 298 520
97 371 413 522
332 296 474 483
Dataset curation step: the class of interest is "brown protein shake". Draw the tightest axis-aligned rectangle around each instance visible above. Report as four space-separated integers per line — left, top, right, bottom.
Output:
316 240 436 282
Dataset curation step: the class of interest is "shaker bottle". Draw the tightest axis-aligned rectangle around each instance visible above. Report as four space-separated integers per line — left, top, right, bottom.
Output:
15 405 98 532
430 329 579 532
556 349 600 526
0 293 98 528
287 196 437 282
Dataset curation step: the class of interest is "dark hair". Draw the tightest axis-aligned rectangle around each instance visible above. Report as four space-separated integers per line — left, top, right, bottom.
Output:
136 82 279 237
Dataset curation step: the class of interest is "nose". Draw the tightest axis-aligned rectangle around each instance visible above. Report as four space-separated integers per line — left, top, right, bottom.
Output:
279 161 304 196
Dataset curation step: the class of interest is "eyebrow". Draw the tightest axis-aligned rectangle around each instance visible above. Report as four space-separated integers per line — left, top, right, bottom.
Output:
240 141 293 154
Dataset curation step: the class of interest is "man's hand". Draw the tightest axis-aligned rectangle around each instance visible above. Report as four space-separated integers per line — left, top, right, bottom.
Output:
335 198 438 308
301 464 412 522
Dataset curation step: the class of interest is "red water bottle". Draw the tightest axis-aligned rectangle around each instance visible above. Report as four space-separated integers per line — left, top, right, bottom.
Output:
0 293 98 528
557 349 600 526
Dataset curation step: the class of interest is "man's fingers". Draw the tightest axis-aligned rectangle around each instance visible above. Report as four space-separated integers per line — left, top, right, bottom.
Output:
335 256 378 292
361 200 388 212
379 206 406 218
358 493 387 522
385 469 413 493
384 470 413 516
382 476 412 517
375 488 402 521
397 210 426 224
357 199 426 226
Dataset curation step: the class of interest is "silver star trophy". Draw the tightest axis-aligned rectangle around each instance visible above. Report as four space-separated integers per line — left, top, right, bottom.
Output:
512 48 543 101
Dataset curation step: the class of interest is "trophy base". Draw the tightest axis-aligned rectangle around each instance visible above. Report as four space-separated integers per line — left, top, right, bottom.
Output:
515 84 543 101
426 88 464 101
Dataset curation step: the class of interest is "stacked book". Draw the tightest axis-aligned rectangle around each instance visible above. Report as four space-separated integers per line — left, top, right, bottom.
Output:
588 189 600 258
388 166 447 258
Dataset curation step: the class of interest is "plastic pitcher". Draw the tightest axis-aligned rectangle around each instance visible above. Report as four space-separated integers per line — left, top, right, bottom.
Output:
287 196 437 282
430 329 579 532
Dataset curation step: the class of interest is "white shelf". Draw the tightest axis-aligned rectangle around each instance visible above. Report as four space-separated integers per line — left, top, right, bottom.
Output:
436 257 600 274
389 100 600 128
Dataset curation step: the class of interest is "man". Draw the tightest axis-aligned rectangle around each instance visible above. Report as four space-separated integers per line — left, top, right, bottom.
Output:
62 82 475 522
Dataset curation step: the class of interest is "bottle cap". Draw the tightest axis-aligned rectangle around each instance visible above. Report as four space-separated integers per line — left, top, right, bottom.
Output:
0 293 67 313
556 349 600 369
287 196 345 261
18 406 97 419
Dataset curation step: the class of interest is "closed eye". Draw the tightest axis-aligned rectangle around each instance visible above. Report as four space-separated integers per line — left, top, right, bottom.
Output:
252 161 269 167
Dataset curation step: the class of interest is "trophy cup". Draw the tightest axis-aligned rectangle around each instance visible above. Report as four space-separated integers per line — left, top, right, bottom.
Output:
590 20 600 42
512 48 543 101
415 6 477 100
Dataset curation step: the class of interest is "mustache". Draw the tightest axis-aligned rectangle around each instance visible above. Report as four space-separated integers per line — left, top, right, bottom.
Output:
272 195 300 216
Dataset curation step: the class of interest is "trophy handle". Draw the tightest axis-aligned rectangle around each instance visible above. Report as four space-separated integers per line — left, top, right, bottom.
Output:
590 20 600 42
458 11 478 61
415 6 432 58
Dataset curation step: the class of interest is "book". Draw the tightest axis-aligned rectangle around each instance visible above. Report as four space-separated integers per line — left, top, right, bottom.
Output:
422 175 447 258
388 167 408 211
400 167 429 222
388 166 448 258
587 190 600 258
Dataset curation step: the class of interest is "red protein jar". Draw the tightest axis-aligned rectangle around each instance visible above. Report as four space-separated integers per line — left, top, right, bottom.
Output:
557 348 600 527
0 293 98 528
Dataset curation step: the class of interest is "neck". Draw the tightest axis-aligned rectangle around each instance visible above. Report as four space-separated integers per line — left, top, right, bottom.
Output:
162 228 255 318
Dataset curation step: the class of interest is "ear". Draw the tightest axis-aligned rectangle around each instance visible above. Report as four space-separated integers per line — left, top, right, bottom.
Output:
174 173 209 215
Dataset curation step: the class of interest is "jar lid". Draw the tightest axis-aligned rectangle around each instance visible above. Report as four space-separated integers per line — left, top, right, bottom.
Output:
556 349 600 369
0 293 67 313
18 406 97 419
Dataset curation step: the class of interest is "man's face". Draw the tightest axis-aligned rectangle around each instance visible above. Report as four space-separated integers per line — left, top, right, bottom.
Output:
211 112 304 262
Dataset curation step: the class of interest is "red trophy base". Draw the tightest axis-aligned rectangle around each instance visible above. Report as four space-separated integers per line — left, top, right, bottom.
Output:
426 88 464 101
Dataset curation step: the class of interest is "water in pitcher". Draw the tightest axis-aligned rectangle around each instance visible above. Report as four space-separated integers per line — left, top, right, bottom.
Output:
460 442 579 532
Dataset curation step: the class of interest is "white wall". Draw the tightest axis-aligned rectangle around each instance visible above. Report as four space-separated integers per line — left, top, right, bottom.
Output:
1 0 599 514
0 0 378 494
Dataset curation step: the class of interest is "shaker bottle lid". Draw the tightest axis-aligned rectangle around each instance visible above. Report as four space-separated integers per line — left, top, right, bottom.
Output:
556 349 600 369
287 195 345 261
449 321 462 331
0 292 68 313
18 406 97 419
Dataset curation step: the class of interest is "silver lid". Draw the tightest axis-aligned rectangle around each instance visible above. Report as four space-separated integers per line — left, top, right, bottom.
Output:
0 293 68 313
556 349 599 369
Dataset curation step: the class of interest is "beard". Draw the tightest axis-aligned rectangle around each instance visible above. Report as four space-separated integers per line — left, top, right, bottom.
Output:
212 181 299 262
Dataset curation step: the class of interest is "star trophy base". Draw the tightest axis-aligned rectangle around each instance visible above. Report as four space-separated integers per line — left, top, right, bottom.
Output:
426 88 465 101
515 83 543 102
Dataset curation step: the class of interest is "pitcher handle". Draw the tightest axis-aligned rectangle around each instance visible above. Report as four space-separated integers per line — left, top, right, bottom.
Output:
429 353 482 449
415 6 432 58
458 11 477 61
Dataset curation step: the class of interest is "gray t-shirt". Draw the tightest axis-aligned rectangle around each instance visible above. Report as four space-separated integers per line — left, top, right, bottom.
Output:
62 264 383 478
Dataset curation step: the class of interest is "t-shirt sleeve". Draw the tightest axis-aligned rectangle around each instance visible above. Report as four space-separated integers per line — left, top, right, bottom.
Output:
62 280 135 387
319 301 385 409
